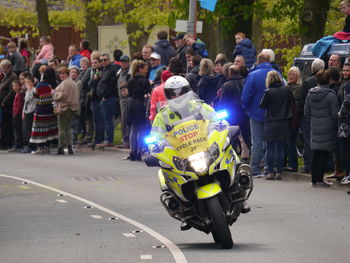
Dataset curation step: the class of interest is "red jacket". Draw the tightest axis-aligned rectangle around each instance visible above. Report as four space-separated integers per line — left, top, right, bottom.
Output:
13 92 24 116
149 83 167 121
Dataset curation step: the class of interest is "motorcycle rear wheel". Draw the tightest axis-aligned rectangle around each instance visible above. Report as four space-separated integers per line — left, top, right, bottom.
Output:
206 196 233 249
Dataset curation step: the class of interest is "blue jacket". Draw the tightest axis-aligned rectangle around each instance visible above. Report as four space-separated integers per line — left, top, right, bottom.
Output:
241 62 274 122
69 54 82 68
153 40 177 66
232 38 256 68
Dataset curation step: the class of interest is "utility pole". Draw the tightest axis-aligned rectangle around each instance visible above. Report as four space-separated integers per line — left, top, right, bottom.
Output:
187 0 197 38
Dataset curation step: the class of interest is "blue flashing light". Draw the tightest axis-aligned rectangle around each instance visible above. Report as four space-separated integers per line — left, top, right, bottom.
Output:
216 110 228 120
145 135 158 145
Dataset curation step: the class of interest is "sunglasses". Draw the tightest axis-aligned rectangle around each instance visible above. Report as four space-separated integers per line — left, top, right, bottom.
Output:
101 59 108 62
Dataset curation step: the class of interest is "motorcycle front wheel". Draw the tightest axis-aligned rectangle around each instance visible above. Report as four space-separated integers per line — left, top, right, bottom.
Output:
205 196 233 249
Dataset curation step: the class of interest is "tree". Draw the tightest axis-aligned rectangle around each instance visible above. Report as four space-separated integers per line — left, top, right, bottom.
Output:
299 0 331 45
36 0 51 36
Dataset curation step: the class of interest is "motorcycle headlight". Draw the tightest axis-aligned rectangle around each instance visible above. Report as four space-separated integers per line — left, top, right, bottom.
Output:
188 152 209 174
209 142 220 162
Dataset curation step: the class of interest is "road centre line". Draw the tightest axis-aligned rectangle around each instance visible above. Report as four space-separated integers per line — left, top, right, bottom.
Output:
90 214 103 219
123 233 136 238
0 174 187 263
56 199 68 203
140 255 153 260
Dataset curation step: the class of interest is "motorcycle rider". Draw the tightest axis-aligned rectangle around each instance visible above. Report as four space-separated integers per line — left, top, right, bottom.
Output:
149 76 250 230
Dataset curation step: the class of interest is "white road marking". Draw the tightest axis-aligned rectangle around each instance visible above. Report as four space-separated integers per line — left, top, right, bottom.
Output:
123 233 136 238
56 199 68 203
0 174 187 263
140 255 152 260
90 214 103 219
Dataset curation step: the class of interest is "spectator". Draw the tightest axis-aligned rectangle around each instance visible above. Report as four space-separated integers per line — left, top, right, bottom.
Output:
116 55 131 149
299 58 325 173
113 49 123 66
328 54 341 70
79 57 90 80
184 34 209 58
232 32 256 68
88 58 104 146
260 71 294 180
30 67 58 154
9 80 24 152
79 40 92 61
261 49 281 73
96 53 118 147
69 66 82 146
168 57 185 76
218 65 251 152
0 59 18 150
149 52 164 83
142 45 154 61
172 33 188 71
149 70 172 121
22 74 37 153
304 70 339 187
68 44 83 68
340 0 350 32
153 30 177 66
286 66 303 172
33 36 54 66
234 55 249 78
329 68 342 94
185 55 201 93
337 62 350 184
48 58 60 71
215 53 228 91
6 42 25 76
185 48 196 73
241 52 275 177
19 38 31 71
54 67 80 155
125 60 151 161
197 58 217 105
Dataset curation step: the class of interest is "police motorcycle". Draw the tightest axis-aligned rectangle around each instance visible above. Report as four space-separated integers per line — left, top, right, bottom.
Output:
144 77 253 249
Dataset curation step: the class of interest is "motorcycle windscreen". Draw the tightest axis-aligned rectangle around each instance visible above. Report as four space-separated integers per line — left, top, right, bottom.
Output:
165 119 209 159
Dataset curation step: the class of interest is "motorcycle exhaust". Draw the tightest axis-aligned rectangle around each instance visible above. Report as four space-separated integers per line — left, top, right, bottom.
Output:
238 174 251 190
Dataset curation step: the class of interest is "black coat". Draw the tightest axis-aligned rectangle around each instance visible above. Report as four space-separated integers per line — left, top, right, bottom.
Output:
185 66 200 94
218 74 247 125
300 72 318 116
97 64 118 99
260 82 294 141
126 74 151 125
197 75 218 105
304 85 339 151
338 80 350 138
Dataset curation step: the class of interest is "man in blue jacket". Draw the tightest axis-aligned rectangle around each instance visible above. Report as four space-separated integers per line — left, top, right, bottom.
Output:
153 30 176 67
68 44 82 68
241 52 274 177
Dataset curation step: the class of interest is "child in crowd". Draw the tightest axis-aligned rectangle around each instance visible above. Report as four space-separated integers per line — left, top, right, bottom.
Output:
22 74 37 153
10 80 24 152
341 0 350 33
232 32 256 69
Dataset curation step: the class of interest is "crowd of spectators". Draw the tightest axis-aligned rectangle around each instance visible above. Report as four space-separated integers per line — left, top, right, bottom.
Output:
1 28 350 188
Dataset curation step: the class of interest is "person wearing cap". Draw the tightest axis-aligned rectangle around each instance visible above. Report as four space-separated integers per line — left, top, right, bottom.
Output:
152 30 177 67
149 52 164 83
116 55 131 149
173 33 188 72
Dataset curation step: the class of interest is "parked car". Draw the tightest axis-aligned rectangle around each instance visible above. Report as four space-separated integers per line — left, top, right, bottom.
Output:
294 42 350 80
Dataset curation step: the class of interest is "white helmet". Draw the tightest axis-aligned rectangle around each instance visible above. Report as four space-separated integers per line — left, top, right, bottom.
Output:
164 76 191 100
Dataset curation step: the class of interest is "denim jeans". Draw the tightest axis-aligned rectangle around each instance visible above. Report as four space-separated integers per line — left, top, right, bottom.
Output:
266 140 286 174
100 97 117 143
250 119 265 175
129 122 145 158
301 116 312 171
91 100 105 144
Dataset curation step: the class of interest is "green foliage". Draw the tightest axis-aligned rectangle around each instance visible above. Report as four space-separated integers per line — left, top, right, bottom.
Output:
325 0 345 35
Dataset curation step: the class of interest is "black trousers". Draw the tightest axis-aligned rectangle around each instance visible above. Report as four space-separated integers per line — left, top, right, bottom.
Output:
0 105 14 148
339 137 350 176
13 114 23 148
311 150 330 184
22 112 34 146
